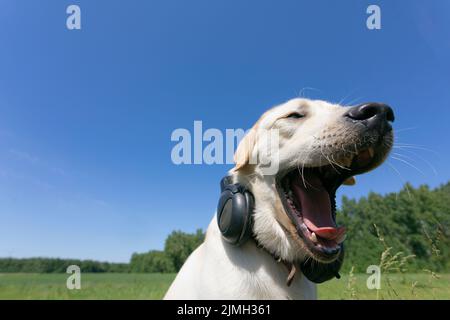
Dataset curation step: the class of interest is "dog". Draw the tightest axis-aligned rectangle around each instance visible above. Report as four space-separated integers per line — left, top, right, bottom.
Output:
164 98 394 299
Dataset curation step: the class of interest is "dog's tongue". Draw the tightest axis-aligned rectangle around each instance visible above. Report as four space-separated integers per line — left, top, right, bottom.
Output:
291 171 345 240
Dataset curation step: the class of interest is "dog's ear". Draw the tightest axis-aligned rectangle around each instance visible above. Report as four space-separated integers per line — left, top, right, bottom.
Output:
233 127 258 171
343 176 356 185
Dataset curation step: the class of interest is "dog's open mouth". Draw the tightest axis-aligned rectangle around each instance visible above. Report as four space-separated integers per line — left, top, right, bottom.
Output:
277 145 387 262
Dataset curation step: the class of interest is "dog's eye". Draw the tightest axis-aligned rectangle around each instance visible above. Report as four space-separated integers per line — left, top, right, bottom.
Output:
286 112 305 119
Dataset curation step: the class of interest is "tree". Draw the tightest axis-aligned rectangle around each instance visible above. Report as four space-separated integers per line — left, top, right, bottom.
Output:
164 229 205 271
130 250 175 273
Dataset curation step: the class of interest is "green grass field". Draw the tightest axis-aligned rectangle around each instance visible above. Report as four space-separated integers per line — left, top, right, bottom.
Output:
0 273 448 299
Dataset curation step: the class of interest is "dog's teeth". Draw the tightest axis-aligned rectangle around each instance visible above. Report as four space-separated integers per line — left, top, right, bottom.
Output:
341 154 355 167
300 223 308 232
368 147 375 158
341 157 353 167
311 232 318 243
336 233 347 244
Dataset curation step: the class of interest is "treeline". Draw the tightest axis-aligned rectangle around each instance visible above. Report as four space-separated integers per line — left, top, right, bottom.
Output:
0 258 129 273
339 182 449 273
1 182 448 274
0 230 204 274
129 229 204 273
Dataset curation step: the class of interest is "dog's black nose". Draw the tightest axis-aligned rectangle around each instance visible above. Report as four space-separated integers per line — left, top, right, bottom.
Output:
345 103 394 132
345 102 395 122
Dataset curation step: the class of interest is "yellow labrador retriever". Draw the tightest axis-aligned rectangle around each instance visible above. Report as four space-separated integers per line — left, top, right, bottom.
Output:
165 98 394 299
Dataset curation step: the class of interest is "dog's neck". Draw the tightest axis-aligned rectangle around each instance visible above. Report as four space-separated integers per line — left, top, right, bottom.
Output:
251 237 299 286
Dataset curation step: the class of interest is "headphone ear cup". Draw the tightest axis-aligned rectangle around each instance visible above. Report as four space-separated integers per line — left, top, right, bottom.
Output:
239 190 254 244
217 185 254 246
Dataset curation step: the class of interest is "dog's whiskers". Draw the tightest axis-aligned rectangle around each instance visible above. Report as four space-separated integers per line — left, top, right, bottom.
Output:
392 151 437 177
337 90 358 106
341 143 357 157
296 163 308 189
390 156 426 177
325 154 340 174
345 96 364 107
386 162 412 199
330 154 351 171
394 149 438 176
297 87 321 98
296 148 315 190
393 127 419 134
393 143 440 157
317 142 340 174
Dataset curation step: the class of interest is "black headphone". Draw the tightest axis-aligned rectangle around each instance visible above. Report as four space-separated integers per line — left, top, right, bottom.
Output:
217 176 254 246
217 175 344 284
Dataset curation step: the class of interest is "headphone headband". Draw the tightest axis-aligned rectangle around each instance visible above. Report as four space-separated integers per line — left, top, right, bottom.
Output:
220 175 235 192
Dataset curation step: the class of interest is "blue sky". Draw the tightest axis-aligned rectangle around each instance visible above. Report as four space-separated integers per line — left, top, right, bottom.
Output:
0 0 449 262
